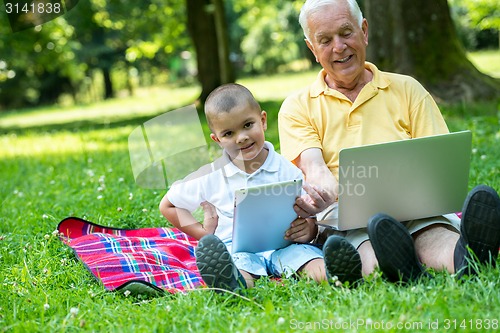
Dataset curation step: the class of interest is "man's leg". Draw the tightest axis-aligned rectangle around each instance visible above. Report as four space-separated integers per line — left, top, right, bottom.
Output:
322 231 378 279
357 241 379 276
355 226 456 277
367 214 430 282
370 185 500 280
453 185 500 276
413 225 459 273
323 236 363 285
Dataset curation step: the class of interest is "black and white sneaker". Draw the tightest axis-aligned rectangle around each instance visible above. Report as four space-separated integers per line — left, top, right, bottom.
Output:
195 234 247 292
454 185 500 277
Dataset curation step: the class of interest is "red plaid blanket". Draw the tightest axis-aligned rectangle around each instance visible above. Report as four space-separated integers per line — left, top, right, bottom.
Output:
58 217 205 295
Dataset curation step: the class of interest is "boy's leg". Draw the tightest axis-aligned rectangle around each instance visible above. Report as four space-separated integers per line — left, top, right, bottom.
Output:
269 243 323 280
238 270 257 288
195 234 247 291
298 258 326 282
231 252 269 288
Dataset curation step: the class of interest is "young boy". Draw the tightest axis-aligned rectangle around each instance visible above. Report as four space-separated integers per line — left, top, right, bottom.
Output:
160 83 357 291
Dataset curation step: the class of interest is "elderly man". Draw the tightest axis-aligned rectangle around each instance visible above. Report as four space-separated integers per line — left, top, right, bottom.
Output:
279 0 500 284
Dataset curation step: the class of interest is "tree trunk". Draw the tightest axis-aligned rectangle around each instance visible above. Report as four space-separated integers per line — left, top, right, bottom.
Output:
186 0 234 103
102 67 114 99
365 0 499 103
212 0 234 84
37 72 74 105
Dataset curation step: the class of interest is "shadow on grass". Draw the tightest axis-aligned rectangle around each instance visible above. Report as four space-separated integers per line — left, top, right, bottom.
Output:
0 112 184 136
0 100 285 138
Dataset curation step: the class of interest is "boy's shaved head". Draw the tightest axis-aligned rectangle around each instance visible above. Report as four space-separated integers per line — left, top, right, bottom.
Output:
205 83 260 128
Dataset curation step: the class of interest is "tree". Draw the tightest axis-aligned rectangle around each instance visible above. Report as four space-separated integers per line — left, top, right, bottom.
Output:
450 0 499 50
186 0 235 102
0 0 192 108
234 0 306 74
0 16 84 108
364 0 499 102
72 0 185 100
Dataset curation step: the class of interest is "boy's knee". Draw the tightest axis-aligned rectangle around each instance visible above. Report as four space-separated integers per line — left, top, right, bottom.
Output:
239 270 257 288
300 258 327 282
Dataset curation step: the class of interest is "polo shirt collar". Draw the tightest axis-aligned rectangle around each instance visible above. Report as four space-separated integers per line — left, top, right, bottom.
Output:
221 141 279 177
309 62 390 98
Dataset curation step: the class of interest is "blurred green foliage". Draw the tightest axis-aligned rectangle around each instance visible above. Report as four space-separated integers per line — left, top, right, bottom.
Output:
450 0 499 50
0 0 189 108
0 0 497 109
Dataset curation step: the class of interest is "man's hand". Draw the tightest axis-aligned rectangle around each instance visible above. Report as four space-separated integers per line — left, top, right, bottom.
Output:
293 148 338 217
294 183 334 218
285 217 318 243
201 201 218 234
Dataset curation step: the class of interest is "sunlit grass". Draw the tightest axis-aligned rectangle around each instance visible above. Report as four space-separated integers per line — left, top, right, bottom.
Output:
0 128 131 159
239 67 320 101
0 85 200 130
468 49 500 78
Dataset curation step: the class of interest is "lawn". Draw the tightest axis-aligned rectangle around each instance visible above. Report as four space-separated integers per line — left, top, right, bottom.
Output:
468 50 500 78
0 56 499 332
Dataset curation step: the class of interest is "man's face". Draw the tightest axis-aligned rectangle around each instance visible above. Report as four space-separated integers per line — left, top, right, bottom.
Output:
305 4 369 89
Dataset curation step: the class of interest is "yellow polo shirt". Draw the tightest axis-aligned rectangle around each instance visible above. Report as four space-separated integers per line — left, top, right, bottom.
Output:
278 62 449 180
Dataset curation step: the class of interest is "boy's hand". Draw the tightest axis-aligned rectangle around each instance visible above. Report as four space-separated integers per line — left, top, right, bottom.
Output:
201 201 218 234
284 217 318 243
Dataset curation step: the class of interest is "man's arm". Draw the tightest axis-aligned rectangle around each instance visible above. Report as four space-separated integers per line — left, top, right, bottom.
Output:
293 148 338 217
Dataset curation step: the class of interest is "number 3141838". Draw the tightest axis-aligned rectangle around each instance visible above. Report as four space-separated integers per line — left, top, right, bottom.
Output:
5 2 62 14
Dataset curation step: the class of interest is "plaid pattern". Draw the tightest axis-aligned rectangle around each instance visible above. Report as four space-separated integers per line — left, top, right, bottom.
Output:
58 217 205 293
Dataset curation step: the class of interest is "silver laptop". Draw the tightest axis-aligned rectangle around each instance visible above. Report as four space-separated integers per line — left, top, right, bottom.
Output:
333 131 472 230
232 179 302 253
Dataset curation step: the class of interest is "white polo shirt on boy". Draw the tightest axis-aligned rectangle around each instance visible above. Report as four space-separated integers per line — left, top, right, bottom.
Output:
166 141 303 253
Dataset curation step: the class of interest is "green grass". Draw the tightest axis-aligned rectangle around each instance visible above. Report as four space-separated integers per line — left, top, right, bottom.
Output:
468 49 500 78
1 63 500 332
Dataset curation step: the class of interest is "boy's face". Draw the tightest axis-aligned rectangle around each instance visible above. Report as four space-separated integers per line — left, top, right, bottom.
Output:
209 104 267 163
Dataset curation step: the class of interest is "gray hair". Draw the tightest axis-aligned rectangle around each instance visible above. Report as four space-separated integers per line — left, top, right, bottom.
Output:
299 0 364 41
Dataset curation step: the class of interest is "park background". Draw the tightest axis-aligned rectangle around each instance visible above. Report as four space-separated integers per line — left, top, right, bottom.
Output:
0 0 499 332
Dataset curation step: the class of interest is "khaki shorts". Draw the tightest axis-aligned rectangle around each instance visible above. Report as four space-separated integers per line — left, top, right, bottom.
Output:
316 203 461 249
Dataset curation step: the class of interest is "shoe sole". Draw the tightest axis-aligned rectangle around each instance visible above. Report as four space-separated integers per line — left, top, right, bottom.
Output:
368 213 428 282
195 235 243 291
323 236 362 285
460 185 500 266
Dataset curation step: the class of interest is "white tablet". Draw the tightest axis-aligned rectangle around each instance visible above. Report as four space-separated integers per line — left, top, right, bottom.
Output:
231 179 302 253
